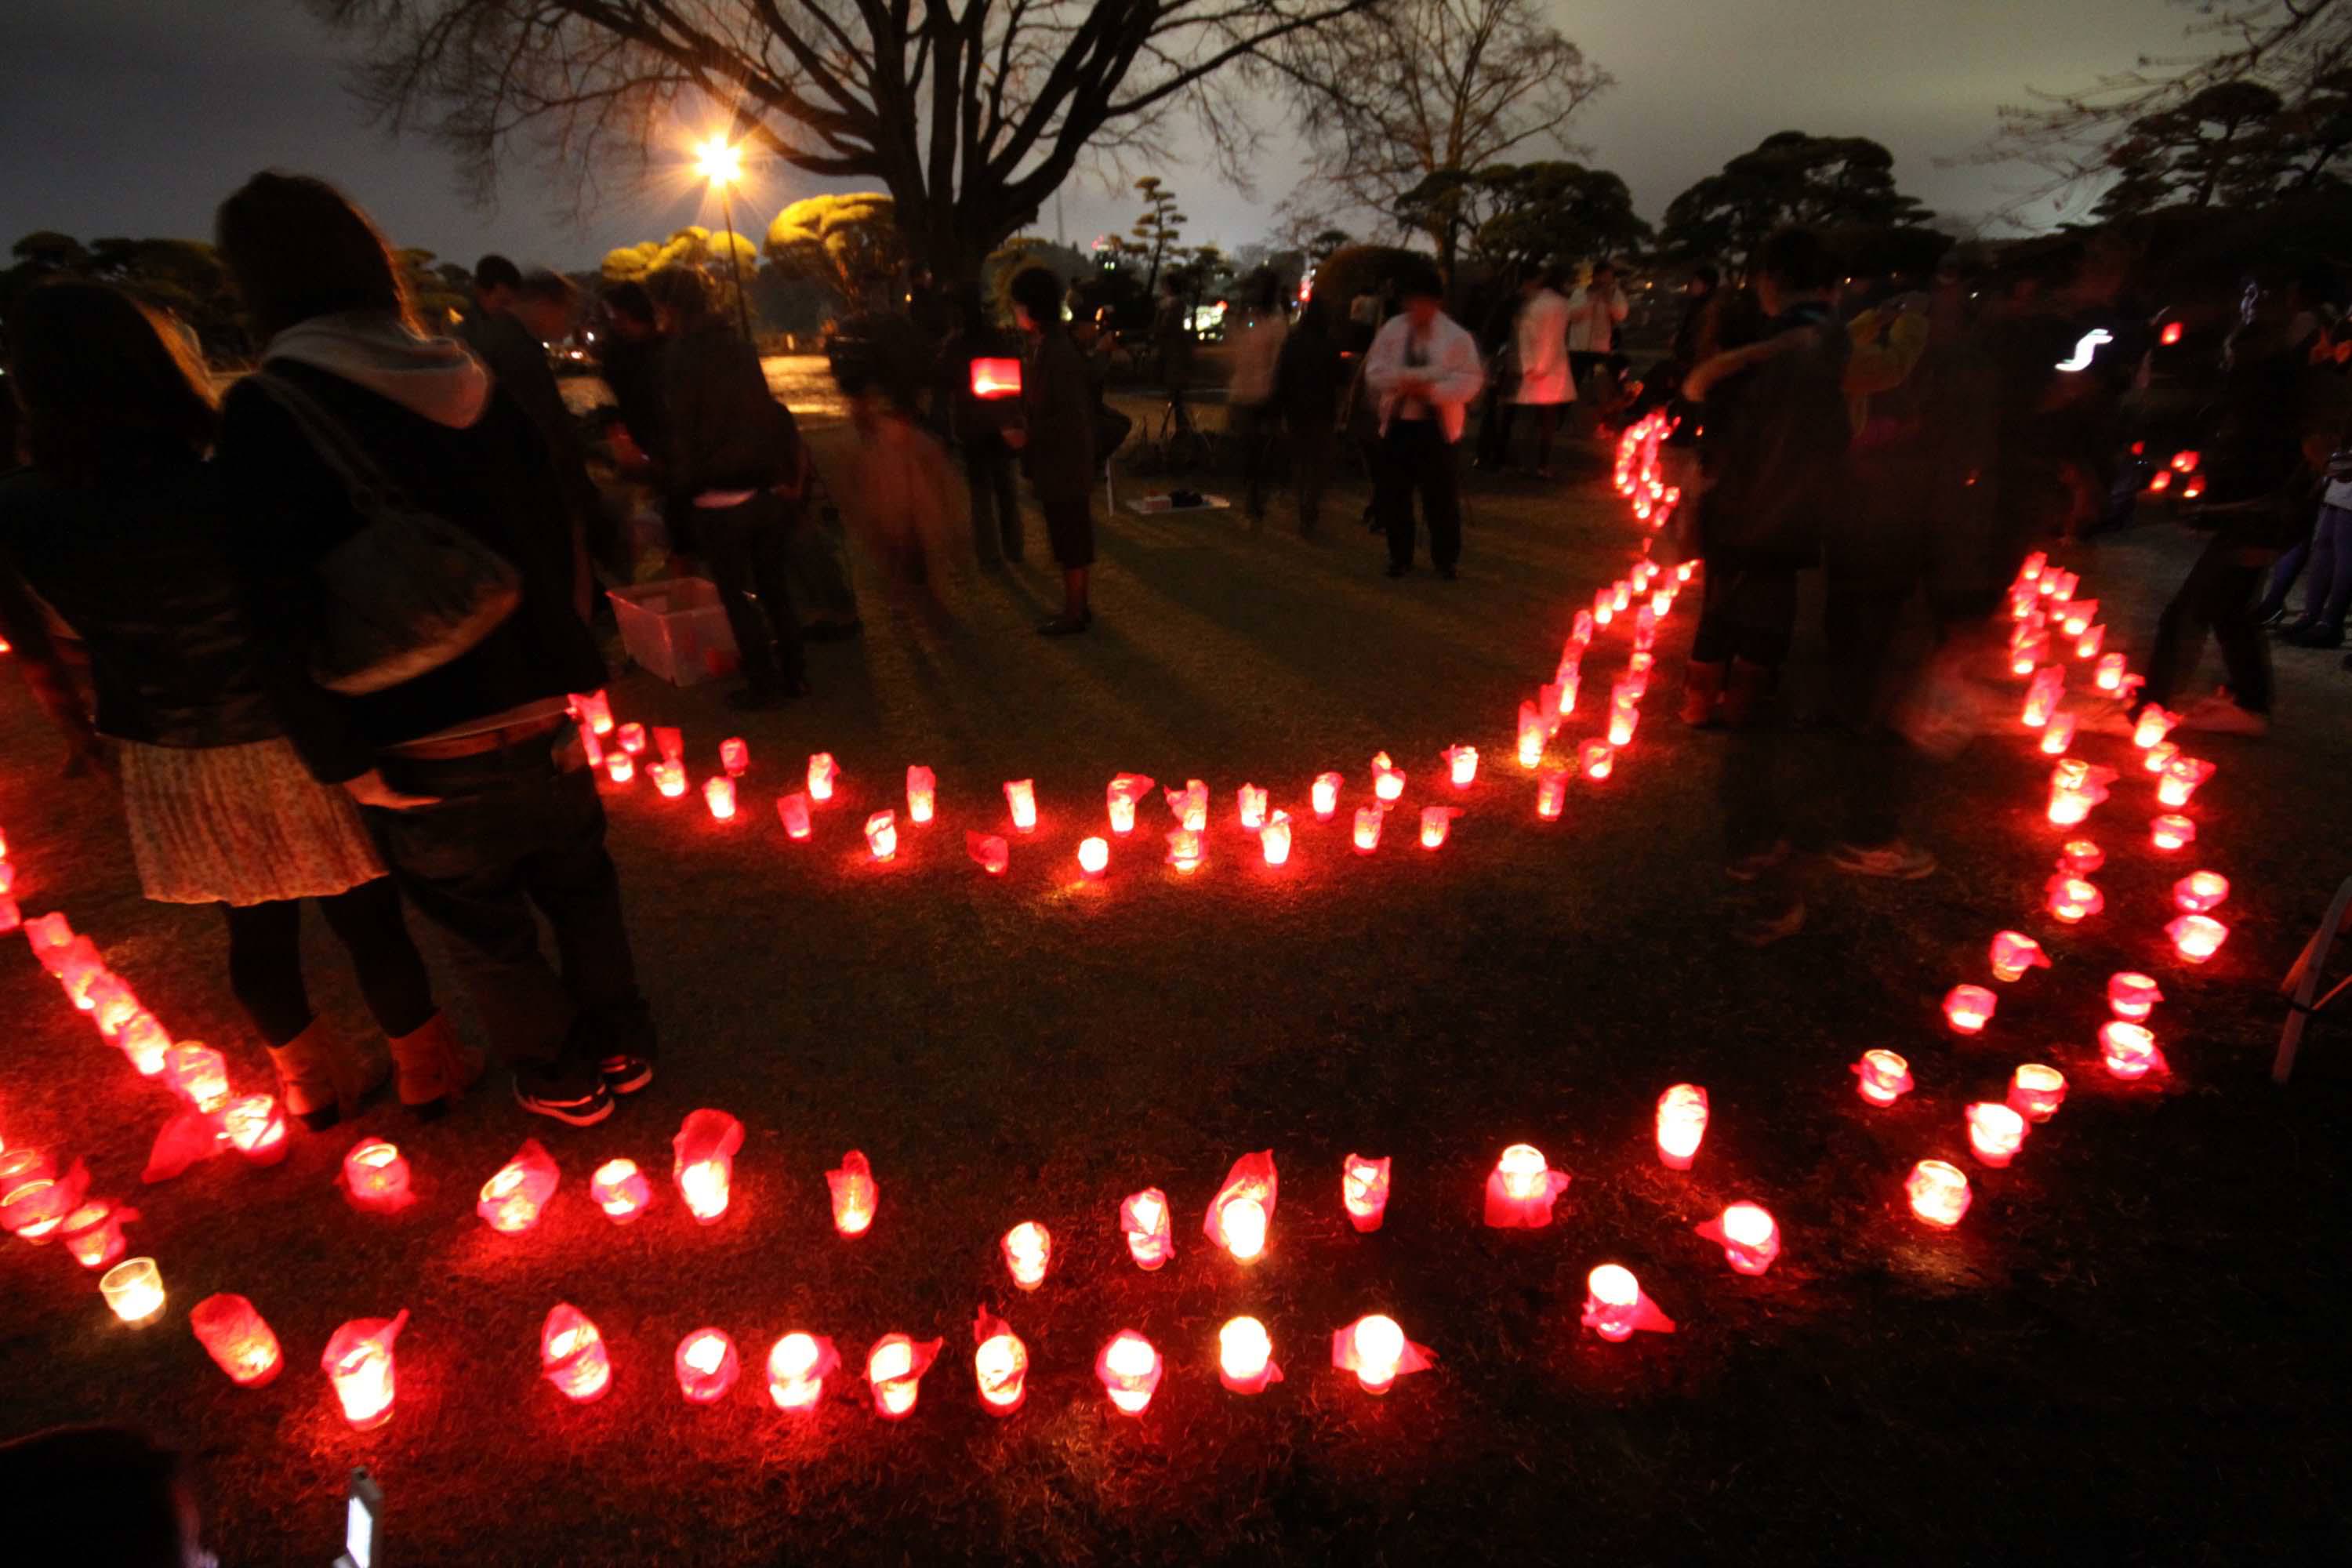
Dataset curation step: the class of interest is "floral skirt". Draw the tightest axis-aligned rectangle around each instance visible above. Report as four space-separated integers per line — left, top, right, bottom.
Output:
120 736 387 906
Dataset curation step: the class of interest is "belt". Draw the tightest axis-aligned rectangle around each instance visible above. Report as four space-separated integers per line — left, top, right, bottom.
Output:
387 713 567 761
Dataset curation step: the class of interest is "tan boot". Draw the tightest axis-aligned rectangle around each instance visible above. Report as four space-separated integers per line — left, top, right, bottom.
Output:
267 1017 386 1131
1680 660 1727 726
387 1012 485 1119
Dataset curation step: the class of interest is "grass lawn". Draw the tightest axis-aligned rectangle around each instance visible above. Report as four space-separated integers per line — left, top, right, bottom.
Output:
2 413 2348 1566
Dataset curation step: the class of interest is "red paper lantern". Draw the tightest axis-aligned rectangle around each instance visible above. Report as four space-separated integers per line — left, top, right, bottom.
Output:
2132 706 2178 750
973 1308 1029 1415
590 1158 652 1223
2008 1064 2067 1122
2157 755 2212 808
1004 779 1038 833
1002 1221 1051 1290
1989 931 2050 982
673 1110 743 1225
2160 320 2184 345
1851 1049 1914 1106
970 357 1022 398
2 1158 86 1243
1352 807 1383 854
866 1333 942 1419
616 722 647 756
2107 971 2162 1021
1167 779 1208 831
2165 914 2227 963
1965 1102 2027 1167
1370 752 1405 804
1944 985 1998 1034
765 1332 839 1412
2149 814 2194 851
651 760 687 798
2058 839 2104 874
1483 1143 1570 1228
776 791 813 840
1607 702 1639 748
1695 1202 1780 1275
1166 827 1204 873
1108 773 1155 833
2093 652 2127 691
703 775 737 820
1654 1083 1708 1169
1310 771 1342 819
720 737 749 777
652 725 683 766
865 809 898 861
2172 871 2229 914
1204 1150 1276 1262
1331 1314 1432 1395
24 912 75 975
1079 836 1111 877
1096 1330 1163 1415
1580 741 1613 781
341 1138 412 1213
1218 1316 1282 1395
2045 873 2103 924
167 1041 230 1112
1260 811 1292 867
59 1198 136 1269
604 751 635 785
807 752 838 801
2100 1020 2166 1078
478 1138 560 1234
1121 1187 1175 1269
1238 782 1269 829
2038 712 2078 756
118 1012 170 1076
540 1303 614 1403
191 1294 282 1388
221 1094 288 1167
905 765 936 824
574 690 614 735
1341 1152 1390 1232
1419 805 1460 849
966 831 1009 875
1582 1264 1676 1341
1536 768 1568 820
674 1328 739 1404
828 1150 877 1237
1905 1160 1971 1228
322 1310 408 1430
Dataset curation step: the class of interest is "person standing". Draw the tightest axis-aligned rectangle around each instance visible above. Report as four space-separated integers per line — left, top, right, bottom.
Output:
214 171 653 1128
938 287 1025 565
1228 274 1290 528
0 279 467 1127
1007 266 1097 633
1509 267 1574 477
2262 438 2352 645
1363 263 1484 579
1273 299 1346 537
1566 258 1631 396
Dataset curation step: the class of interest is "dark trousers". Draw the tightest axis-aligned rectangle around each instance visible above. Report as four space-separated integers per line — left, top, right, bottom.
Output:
1293 424 1334 536
368 731 652 1086
699 492 805 693
1692 565 1800 666
220 877 434 1047
1490 403 1563 470
2143 532 2274 715
1823 582 1918 848
1377 419 1462 569
964 432 1023 563
1235 402 1279 521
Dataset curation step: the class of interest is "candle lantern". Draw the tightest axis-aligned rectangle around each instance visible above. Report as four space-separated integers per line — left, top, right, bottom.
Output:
2107 971 2162 1021
1079 836 1111 876
1218 1316 1282 1395
2150 814 2195 851
1483 1142 1570 1228
906 766 936 824
341 1138 413 1212
673 1328 739 1404
1341 1152 1391 1232
765 1332 839 1412
581 723 605 768
2020 668 2063 728
1537 681 1565 730
1613 580 1632 612
1004 779 1038 833
2132 706 2177 750
2008 1064 2067 1122
703 775 737 820
866 1334 943 1419
0 1149 52 1197
1332 1314 1432 1395
1851 1049 1914 1105
478 1138 560 1234
828 1150 877 1236
720 737 749 777
1580 742 1613 781
1371 753 1406 804
2141 740 2179 776
57 936 105 1004
1121 1187 1174 1269
89 976 141 1042
4 1159 89 1241
1593 587 1615 626
322 1311 408 1429
2057 598 2098 637
604 751 635 785
650 761 686 798
807 752 839 800
970 356 1023 397
1096 1330 1163 1415
1238 783 1269 829
616 722 647 755
191 1294 283 1387
1001 1221 1051 1290
1944 985 1998 1034
25 912 75 975
2045 873 2103 924
2157 755 2213 808
865 810 898 861
2172 871 2229 914
1352 807 1383 855
1204 1150 1277 1262
119 1012 172 1076
1165 828 1204 873
2074 625 2105 659
221 1094 289 1166
590 1158 652 1222
2058 839 2104 874
650 725 682 766
974 1308 1029 1415
1107 773 1154 833
100 1257 165 1324
166 1042 231 1113
1905 1160 1972 1228
1582 1265 1677 1341
2100 1021 2167 1078
1516 702 1544 769
966 831 1009 875
60 1198 136 1269
1989 931 2050 982
540 1303 614 1403
673 1109 743 1225
1654 1083 1708 1169
0 895 17 934
1260 811 1292 867
2038 712 2078 756
2009 632 2049 677
1573 608 1595 642
1695 1202 1780 1275
1536 768 1568 821
2165 914 2227 963
1607 702 1639 748
1164 779 1208 831
1965 1102 2027 1167
2094 652 2127 692
1311 771 1343 819
1419 805 1460 850
777 792 813 840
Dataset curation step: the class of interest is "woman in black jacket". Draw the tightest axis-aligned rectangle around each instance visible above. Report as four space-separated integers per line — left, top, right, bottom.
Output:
0 281 458 1126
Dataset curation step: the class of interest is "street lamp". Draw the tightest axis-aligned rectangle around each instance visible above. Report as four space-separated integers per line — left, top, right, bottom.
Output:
697 136 757 341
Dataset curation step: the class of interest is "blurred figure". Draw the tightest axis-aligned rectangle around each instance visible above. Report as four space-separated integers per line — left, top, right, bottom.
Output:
464 263 614 599
0 1425 209 1567
1273 299 1345 537
1505 266 1573 477
938 286 1025 565
1566 257 1631 397
597 280 668 472
1363 261 1484 579
1007 265 1097 633
1228 273 1290 527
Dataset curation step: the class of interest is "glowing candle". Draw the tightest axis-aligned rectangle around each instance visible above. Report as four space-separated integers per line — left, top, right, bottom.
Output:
2107 971 2162 1021
653 725 684 766
1944 985 1998 1034
823 1150 876 1237
1372 754 1405 804
765 1332 839 1413
2157 755 2212 808
1852 1049 1914 1105
866 809 898 861
191 1294 282 1388
1654 1083 1708 1169
2046 785 2092 828
2166 913 2227 963
1001 1221 1051 1290
1695 1202 1780 1275
478 1138 560 1234
1079 836 1110 877
1004 779 1038 832
2132 706 2177 749
2059 839 2103 874
1238 783 1269 829
651 761 686 797
2045 873 2103 924
2172 870 2229 914
1535 768 1568 820
167 1041 230 1113
970 356 1023 397
1989 931 2050 982
866 1334 942 1419
2008 1063 2067 1122
1 1160 84 1243
24 912 76 975
1537 682 1565 731
221 1094 288 1167
1593 587 1615 626
2150 814 2194 851
967 831 1009 874
1573 608 1595 641
1352 807 1382 854
1095 1330 1165 1414
1419 805 1460 849
2094 652 2126 691
1166 828 1203 873
1331 1313 1432 1395
1107 773 1153 833
590 1158 652 1222
1311 771 1342 820
60 1199 135 1269
2058 599 2097 637
615 722 646 755
2100 1020 2167 1078
2009 633 2049 677
1518 701 1546 768
1218 1316 1282 1395
720 737 749 777
540 1303 613 1403
604 750 635 784
118 1013 170 1076
673 1110 743 1225
2020 668 2063 728
1965 1102 2027 1167
1613 581 1632 612
906 765 936 823
1905 1160 1971 1228
808 752 837 800
1341 1152 1391 1232
323 1311 408 1429
703 775 736 820
1607 703 1639 748
2141 740 2179 775
777 791 813 840
1483 1142 1570 1228
2038 712 2077 756
1580 742 1613 781
341 1138 412 1213
973 1308 1028 1415
1121 1187 1174 1269
2074 624 2105 659
1581 1265 1677 1341
1260 811 1292 866
673 1328 739 1404
1204 1150 1277 1262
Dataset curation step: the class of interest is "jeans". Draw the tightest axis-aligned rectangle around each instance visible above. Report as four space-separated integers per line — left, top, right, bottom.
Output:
1691 566 1799 666
220 877 434 1047
699 492 805 693
1377 419 1462 569
964 431 1022 563
2280 503 2352 630
368 731 652 1088
2142 532 2274 715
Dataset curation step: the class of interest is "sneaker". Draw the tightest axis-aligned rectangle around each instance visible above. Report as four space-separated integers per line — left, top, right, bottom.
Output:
599 1052 655 1096
1828 839 1939 880
1726 839 1791 882
1732 900 1806 948
513 1068 615 1127
2174 692 2270 736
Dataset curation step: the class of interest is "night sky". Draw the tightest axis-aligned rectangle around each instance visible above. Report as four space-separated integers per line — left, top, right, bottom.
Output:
1 0 2161 270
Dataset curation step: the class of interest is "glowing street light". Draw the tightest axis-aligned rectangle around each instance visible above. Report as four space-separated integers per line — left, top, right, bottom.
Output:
695 136 756 339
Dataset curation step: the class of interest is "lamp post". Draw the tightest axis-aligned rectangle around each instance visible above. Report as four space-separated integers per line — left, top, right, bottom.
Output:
697 138 757 342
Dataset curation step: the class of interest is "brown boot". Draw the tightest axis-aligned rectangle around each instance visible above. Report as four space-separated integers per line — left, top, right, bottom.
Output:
1721 657 1776 728
266 1017 387 1131
1679 660 1727 726
387 1012 485 1119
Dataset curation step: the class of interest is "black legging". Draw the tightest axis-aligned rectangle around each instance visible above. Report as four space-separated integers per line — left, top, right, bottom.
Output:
220 877 434 1047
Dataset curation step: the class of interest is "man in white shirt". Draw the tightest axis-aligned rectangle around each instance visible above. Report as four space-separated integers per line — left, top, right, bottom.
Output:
1363 262 1485 578
1507 266 1573 477
1566 257 1632 394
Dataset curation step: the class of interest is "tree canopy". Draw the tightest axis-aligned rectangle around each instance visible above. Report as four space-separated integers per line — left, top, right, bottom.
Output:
764 193 901 310
1660 132 1933 269
2 232 245 354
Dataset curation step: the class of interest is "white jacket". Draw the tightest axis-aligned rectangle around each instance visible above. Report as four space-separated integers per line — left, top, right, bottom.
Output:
1363 310 1484 441
1513 289 1573 405
1566 284 1629 354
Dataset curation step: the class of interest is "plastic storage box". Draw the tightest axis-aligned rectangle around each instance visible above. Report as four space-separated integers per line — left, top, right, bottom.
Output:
608 579 739 686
